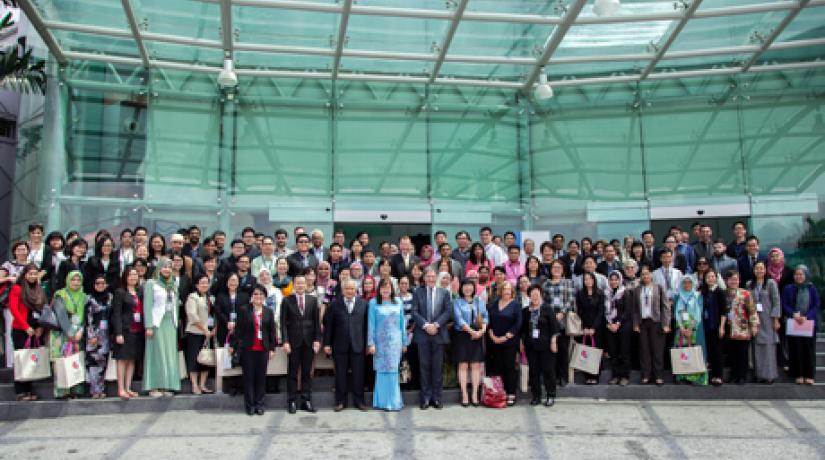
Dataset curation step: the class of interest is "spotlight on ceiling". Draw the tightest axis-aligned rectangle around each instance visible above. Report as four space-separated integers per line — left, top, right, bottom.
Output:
217 58 238 88
593 0 621 17
534 68 554 101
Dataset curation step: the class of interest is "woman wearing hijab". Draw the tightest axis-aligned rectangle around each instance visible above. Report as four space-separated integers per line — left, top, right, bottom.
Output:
700 269 727 386
782 265 821 385
316 261 337 306
361 275 377 302
672 275 707 386
8 263 46 400
85 274 113 398
418 245 435 269
143 258 181 396
50 270 89 398
605 271 631 386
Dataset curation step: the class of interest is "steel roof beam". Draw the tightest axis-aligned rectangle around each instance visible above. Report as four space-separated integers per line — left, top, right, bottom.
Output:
332 0 353 80
522 0 588 93
741 0 811 72
430 0 469 83
120 0 150 67
640 0 703 81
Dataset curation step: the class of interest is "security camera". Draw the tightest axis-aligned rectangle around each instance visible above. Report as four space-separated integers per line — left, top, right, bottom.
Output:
380 214 388 221
697 209 705 216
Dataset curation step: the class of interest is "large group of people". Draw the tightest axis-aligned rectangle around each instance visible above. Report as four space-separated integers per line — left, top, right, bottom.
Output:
0 221 821 414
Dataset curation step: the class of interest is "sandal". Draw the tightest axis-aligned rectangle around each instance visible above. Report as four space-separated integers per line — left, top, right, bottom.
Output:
506 396 516 406
118 392 131 401
201 387 214 394
795 377 804 385
805 379 815 385
127 390 139 398
15 394 28 402
149 390 164 398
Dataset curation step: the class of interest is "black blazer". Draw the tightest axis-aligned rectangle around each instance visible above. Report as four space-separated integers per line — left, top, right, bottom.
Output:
596 260 623 277
231 305 277 351
323 297 368 354
559 254 582 278
520 305 559 351
389 253 420 279
55 259 84 292
82 256 121 293
286 252 319 278
111 287 143 337
214 291 250 344
280 293 322 347
737 253 767 286
575 289 606 330
410 286 452 344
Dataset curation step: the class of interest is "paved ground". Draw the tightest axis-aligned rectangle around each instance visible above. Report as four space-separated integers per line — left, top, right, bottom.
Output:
0 399 824 459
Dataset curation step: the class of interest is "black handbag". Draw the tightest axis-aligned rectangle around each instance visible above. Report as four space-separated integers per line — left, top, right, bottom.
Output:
37 304 60 330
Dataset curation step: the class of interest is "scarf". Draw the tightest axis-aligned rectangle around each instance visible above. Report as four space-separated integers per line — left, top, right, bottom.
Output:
676 275 701 326
21 279 47 313
766 248 785 283
90 275 111 304
153 258 177 292
273 274 292 289
794 265 811 314
605 272 626 322
316 261 333 289
419 245 434 267
55 270 86 323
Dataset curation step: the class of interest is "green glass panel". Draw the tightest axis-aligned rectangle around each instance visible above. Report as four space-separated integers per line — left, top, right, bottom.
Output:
776 6 825 42
654 53 747 71
52 29 139 58
437 62 528 81
546 60 645 78
34 0 127 28
334 104 427 197
145 41 224 65
465 0 558 14
642 102 744 197
430 109 520 202
139 0 221 41
449 21 553 58
235 52 331 72
346 15 447 54
558 21 670 58
233 6 337 49
667 12 788 52
339 57 431 76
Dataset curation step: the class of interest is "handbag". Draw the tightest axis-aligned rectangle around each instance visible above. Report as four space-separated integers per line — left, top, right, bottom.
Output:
399 358 412 384
177 350 187 380
196 336 216 367
37 304 60 330
565 311 583 337
482 376 507 409
104 353 117 381
670 336 707 375
570 335 603 375
0 281 10 309
13 337 51 382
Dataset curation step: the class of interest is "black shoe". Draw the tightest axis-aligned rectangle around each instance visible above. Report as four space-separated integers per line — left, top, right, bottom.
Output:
246 408 254 416
288 401 297 414
461 401 469 408
301 401 317 413
255 409 264 415
420 401 429 410
544 396 555 407
530 397 540 406
557 379 567 388
334 404 345 412
356 403 368 412
431 400 443 409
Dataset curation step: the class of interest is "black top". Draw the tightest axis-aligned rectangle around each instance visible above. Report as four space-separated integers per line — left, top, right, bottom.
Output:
231 304 277 351
55 259 85 292
487 298 522 345
111 287 143 337
280 293 322 347
701 285 727 331
214 291 250 345
323 297 368 354
520 305 559 351
82 256 121 294
576 288 606 330
606 289 631 326
286 252 319 278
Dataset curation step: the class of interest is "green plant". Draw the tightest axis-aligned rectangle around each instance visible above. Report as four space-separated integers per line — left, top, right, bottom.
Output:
0 0 46 94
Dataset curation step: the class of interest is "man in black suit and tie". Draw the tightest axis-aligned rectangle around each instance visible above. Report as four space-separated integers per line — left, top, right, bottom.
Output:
641 230 660 269
411 268 452 409
737 235 766 285
390 235 420 279
286 233 319 278
323 280 368 411
559 240 583 278
280 275 321 414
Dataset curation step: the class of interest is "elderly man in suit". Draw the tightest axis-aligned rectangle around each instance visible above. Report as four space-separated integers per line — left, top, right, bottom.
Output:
411 268 452 409
631 266 671 386
323 280 368 412
281 275 321 414
390 235 419 279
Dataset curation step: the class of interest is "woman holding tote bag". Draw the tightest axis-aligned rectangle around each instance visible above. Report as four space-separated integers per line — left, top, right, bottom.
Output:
50 270 89 399
185 274 215 395
9 263 47 401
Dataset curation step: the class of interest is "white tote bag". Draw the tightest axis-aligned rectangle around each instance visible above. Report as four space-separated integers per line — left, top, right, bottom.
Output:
104 353 118 381
55 351 86 389
670 337 707 375
13 338 51 382
570 336 603 375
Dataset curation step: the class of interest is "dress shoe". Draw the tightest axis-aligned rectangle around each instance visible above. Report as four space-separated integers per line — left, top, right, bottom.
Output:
246 408 254 416
255 409 264 415
557 379 567 388
544 396 555 407
287 401 297 414
530 397 540 406
334 404 345 412
356 403 368 411
431 400 443 409
420 401 429 410
301 401 317 413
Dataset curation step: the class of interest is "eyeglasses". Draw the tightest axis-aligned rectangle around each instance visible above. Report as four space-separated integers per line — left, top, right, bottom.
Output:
698 261 708 265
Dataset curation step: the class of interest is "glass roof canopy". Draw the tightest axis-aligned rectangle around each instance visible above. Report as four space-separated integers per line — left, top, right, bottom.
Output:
17 0 825 93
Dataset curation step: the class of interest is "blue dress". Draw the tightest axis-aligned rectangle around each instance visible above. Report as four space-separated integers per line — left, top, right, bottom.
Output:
368 298 408 411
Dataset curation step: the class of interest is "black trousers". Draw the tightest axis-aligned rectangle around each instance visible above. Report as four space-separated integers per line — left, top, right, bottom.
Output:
486 339 518 395
525 346 556 398
728 338 750 381
11 329 32 395
241 349 268 411
333 350 365 406
639 319 666 380
555 334 570 384
287 344 314 403
704 329 724 379
788 335 816 379
606 324 631 379
417 338 444 403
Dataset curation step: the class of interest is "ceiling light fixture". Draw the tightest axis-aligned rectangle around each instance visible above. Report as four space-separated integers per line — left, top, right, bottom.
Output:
217 57 238 88
534 68 554 100
593 0 621 17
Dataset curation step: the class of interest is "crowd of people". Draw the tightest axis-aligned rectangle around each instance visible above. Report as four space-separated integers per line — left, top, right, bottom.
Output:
0 221 821 415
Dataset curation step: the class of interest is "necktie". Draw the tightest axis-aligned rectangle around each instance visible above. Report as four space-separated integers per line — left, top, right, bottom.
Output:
665 269 671 289
298 295 304 316
751 256 755 269
427 287 434 321
347 300 353 314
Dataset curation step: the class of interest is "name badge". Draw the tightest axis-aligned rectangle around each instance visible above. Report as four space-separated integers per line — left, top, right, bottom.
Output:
207 317 215 328
257 328 263 340
756 303 763 313
32 311 40 319
133 312 141 323
552 298 561 307
71 314 80 325
681 312 689 322
230 312 237 321
99 319 108 330
532 329 540 339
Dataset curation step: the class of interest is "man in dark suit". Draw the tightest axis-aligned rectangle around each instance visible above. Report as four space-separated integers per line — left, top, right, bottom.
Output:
596 244 623 277
692 224 714 261
280 275 321 414
559 240 583 278
286 233 319 278
411 268 452 409
737 235 766 285
390 235 420 279
641 230 660 270
323 280 368 411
